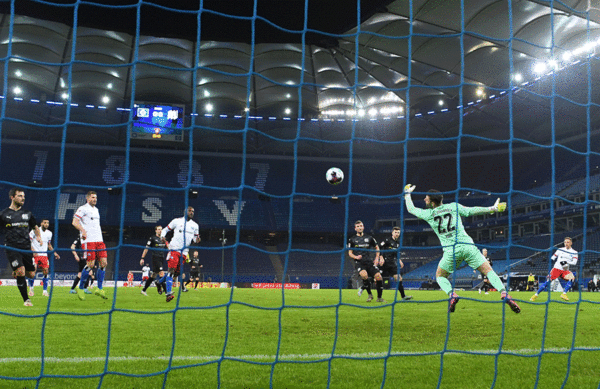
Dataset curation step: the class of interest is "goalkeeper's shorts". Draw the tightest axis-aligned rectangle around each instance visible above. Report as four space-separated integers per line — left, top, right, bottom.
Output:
438 244 487 274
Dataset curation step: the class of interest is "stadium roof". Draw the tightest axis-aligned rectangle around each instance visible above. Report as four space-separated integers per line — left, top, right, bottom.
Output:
0 0 599 158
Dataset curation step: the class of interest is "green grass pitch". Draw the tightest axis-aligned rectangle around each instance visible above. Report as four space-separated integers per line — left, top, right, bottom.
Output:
1 286 599 388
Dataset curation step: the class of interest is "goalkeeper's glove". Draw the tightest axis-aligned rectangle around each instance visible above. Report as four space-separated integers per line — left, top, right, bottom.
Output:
404 184 416 200
491 198 507 213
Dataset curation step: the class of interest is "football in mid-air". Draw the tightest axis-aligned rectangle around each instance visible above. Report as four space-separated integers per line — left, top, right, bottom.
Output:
326 167 344 185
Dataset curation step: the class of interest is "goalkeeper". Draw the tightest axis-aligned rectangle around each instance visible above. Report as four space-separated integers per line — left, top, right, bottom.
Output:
403 185 520 314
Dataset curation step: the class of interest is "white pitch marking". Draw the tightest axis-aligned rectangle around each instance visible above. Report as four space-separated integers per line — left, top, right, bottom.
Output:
1 347 597 364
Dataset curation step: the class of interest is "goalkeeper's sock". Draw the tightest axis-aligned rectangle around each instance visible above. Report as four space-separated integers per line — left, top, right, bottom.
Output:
17 276 29 302
376 279 383 298
28 278 34 288
96 268 105 289
536 281 549 295
143 277 154 292
436 276 453 295
71 276 80 290
42 276 48 291
486 270 505 293
362 279 372 295
398 281 406 298
166 275 173 294
564 280 573 293
79 267 90 289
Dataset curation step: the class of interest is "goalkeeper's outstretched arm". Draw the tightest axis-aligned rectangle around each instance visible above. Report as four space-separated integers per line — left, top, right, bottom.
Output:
458 198 507 217
403 184 428 219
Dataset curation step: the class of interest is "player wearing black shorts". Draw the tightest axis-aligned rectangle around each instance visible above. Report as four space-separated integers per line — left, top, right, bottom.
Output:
0 188 42 306
379 226 413 301
479 248 493 294
185 250 203 289
140 225 167 295
348 220 384 302
527 272 535 291
70 237 94 294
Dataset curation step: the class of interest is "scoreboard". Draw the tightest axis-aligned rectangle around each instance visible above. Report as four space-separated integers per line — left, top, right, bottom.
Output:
131 103 184 142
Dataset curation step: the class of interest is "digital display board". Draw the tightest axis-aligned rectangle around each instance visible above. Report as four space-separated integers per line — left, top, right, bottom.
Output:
131 103 184 141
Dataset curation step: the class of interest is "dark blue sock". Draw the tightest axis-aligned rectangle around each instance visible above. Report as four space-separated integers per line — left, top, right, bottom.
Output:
28 278 34 288
97 268 105 289
564 280 573 293
42 277 48 290
79 267 89 289
166 275 173 294
536 281 549 295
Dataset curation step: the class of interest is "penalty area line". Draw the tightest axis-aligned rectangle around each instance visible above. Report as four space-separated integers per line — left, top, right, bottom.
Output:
1 347 597 364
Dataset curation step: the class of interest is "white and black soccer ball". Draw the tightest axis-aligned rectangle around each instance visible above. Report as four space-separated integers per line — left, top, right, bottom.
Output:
326 167 344 185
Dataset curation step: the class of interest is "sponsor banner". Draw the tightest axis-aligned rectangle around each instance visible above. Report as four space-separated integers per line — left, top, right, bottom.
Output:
53 272 79 280
0 279 231 288
312 283 320 289
252 283 301 289
1 279 73 287
173 281 229 288
29 273 79 281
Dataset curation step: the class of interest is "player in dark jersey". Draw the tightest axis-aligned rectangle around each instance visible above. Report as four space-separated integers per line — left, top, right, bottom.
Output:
69 237 94 294
379 226 413 301
0 188 43 306
185 250 203 289
140 225 167 296
348 220 384 302
478 248 493 294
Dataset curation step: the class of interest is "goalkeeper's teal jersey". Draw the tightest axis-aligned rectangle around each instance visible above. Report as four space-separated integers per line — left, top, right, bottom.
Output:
405 195 493 248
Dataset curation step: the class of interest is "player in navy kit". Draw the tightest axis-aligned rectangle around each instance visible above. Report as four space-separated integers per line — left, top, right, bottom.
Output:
348 220 384 302
69 236 94 294
185 250 203 290
140 225 168 296
0 188 43 306
378 226 413 301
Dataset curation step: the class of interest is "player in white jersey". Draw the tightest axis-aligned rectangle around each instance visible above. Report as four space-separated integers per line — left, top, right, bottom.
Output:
72 191 108 300
28 219 60 297
159 206 200 302
530 237 578 301
141 265 151 287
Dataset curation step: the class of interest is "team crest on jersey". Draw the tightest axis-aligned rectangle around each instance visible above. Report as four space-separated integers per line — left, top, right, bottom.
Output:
364 238 369 242
22 214 29 220
11 260 18 267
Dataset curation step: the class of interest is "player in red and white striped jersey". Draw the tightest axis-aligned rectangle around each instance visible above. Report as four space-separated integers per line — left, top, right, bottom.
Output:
72 191 108 300
28 219 60 297
530 237 578 301
159 206 200 302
